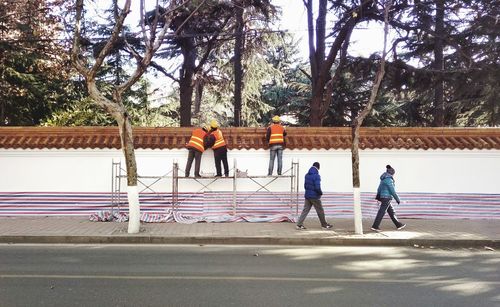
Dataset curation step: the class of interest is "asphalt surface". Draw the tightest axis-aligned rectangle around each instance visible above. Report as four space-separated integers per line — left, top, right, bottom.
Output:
0 244 498 307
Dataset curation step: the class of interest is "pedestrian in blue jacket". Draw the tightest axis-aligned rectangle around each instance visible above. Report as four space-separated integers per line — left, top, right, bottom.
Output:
371 165 406 231
296 162 333 230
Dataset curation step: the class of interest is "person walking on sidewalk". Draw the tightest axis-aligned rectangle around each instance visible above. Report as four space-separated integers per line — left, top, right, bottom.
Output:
207 120 229 177
266 115 287 176
296 162 333 230
185 125 210 177
371 165 406 231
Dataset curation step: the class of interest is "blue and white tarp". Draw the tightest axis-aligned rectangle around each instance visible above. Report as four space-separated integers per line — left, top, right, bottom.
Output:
1 191 499 220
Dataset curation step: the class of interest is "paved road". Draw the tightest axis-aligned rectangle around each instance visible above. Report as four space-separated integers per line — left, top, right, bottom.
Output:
0 244 498 307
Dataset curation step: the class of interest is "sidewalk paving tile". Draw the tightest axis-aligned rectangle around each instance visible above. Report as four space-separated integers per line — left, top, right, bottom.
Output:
0 216 498 247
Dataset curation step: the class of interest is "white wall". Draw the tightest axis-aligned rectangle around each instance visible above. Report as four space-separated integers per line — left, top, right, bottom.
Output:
1 148 499 194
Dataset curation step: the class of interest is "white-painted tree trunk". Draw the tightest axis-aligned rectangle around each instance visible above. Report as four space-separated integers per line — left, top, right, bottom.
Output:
127 185 140 234
353 187 363 234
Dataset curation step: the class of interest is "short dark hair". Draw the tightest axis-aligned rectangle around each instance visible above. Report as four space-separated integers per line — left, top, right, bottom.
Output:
313 162 320 169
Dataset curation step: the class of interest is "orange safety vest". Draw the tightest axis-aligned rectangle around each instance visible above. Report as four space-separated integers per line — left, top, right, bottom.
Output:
187 128 206 152
212 129 226 149
268 124 285 145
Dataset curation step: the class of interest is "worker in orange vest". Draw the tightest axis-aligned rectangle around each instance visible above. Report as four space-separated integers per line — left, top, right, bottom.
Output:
206 120 229 177
185 125 210 177
266 115 287 176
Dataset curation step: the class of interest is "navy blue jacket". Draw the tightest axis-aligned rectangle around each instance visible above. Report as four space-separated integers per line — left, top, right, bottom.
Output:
304 166 323 199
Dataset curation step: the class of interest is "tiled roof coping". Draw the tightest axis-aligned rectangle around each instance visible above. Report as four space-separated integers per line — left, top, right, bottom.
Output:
0 127 499 150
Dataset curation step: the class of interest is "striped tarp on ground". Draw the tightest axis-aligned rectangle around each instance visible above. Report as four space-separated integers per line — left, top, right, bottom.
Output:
0 192 499 219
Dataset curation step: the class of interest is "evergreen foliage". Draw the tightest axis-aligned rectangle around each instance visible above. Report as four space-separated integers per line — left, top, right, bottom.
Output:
0 0 83 126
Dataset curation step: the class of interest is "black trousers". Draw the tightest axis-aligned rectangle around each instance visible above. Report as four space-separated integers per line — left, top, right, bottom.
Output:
372 198 403 229
214 147 229 176
185 148 202 177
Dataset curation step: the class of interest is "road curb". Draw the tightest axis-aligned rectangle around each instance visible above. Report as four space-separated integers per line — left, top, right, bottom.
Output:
0 235 498 248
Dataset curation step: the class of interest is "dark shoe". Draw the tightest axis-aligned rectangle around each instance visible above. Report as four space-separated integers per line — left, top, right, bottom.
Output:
397 224 406 230
267 173 272 176
296 225 306 230
224 174 229 177
194 174 201 178
322 224 333 230
277 173 282 176
371 227 381 232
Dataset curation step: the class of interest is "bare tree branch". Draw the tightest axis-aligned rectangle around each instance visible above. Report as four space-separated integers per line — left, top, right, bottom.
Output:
195 19 232 72
354 0 391 129
320 25 353 118
150 61 179 82
304 0 317 77
299 67 312 81
89 0 131 79
174 0 207 36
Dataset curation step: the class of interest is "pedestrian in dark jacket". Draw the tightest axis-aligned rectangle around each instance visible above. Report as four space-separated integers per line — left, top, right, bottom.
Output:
296 162 332 230
371 165 406 231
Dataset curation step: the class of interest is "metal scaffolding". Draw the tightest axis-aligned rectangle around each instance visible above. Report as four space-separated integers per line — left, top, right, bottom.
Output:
110 160 173 214
111 159 300 216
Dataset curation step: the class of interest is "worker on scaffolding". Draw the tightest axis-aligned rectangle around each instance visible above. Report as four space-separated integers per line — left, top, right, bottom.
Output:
266 115 287 176
206 120 229 177
185 125 210 177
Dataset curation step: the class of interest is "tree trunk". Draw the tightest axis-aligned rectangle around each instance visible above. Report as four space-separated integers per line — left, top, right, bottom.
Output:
433 0 445 126
350 0 392 235
179 77 194 127
351 127 361 188
89 82 141 233
193 77 203 115
179 39 196 127
309 94 323 126
117 113 140 233
0 100 4 126
350 125 363 234
118 114 137 186
233 5 244 127
305 0 360 127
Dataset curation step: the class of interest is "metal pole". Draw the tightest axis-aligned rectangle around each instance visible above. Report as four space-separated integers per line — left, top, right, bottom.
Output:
290 160 294 213
172 161 178 212
117 161 122 212
232 159 237 215
295 160 300 216
111 159 115 216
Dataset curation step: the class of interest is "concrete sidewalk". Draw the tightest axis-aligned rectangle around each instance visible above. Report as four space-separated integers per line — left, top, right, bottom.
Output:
0 217 498 248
